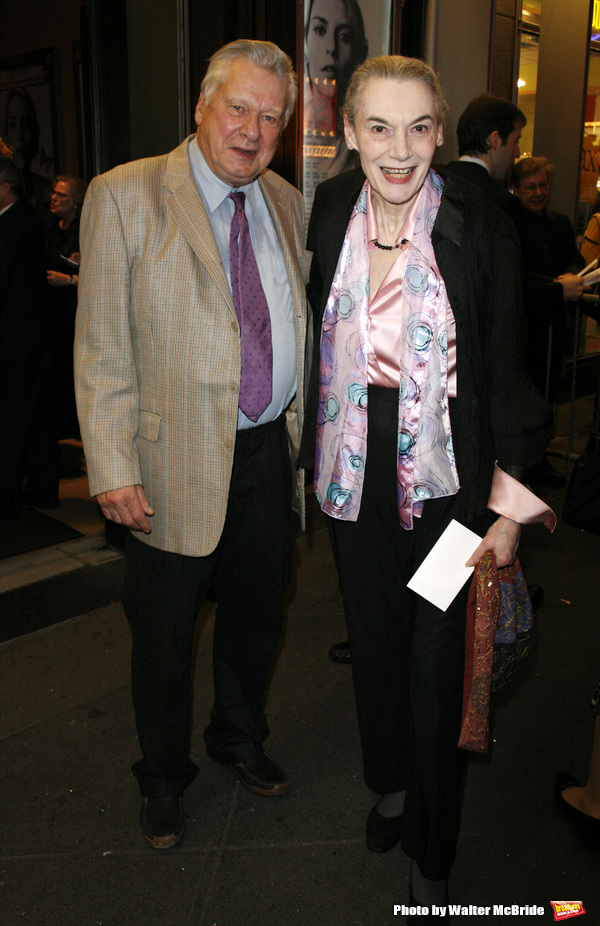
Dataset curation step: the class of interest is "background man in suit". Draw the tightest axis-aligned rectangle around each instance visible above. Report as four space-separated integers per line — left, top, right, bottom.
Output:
443 94 525 207
0 143 58 518
505 156 587 487
75 40 309 850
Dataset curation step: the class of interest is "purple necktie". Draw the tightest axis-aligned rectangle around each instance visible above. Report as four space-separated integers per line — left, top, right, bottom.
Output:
228 190 273 422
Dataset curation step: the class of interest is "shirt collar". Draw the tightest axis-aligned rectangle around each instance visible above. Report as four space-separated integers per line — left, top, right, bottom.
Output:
188 136 259 214
458 155 491 175
0 199 16 217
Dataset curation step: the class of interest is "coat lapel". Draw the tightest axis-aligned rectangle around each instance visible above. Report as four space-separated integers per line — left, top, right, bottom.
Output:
163 138 236 314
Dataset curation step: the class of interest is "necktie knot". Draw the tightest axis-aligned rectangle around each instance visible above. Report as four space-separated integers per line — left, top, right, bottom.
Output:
229 190 246 212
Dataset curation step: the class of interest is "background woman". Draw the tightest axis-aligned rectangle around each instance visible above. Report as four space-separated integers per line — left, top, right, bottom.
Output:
300 56 551 918
46 174 86 438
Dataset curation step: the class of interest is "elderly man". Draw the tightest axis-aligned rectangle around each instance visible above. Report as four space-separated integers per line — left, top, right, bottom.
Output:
444 94 525 207
75 40 309 849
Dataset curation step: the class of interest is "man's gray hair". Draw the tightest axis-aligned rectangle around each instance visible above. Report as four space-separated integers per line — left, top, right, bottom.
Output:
200 40 298 129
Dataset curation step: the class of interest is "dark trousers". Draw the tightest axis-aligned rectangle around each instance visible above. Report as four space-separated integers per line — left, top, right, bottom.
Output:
328 386 489 880
0 326 59 517
122 413 293 798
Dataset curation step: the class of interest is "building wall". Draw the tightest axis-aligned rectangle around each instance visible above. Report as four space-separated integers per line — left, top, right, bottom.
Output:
533 0 593 221
126 0 181 159
425 0 495 164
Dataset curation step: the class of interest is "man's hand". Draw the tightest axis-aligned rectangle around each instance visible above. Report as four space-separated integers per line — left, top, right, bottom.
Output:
465 515 521 569
556 273 589 302
96 484 154 533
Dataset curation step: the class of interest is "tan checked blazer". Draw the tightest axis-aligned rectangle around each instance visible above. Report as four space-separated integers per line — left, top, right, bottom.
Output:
74 136 311 557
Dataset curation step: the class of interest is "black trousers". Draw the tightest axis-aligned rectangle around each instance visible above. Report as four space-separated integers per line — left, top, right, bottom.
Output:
328 386 489 880
0 324 59 517
122 413 293 798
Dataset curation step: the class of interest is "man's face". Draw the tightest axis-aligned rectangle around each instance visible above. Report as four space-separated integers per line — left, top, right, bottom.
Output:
490 120 522 182
195 58 288 187
513 168 551 213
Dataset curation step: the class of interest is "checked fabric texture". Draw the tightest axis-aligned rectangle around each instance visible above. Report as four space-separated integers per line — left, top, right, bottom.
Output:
228 190 273 422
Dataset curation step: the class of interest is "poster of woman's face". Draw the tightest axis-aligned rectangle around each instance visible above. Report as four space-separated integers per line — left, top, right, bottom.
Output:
302 0 391 223
0 49 56 216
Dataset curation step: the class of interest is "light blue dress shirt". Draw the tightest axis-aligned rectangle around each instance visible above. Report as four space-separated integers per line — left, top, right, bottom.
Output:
188 137 296 429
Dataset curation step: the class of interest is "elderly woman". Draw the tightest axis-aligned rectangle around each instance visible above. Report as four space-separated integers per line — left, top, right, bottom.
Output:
300 56 551 916
45 174 86 437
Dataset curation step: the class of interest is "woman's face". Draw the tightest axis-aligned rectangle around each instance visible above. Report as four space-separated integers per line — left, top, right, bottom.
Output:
5 94 35 169
306 0 354 99
50 180 77 222
345 77 443 214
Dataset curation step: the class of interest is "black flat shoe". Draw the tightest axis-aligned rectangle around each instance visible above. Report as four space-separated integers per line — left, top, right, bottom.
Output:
366 803 403 852
555 771 600 848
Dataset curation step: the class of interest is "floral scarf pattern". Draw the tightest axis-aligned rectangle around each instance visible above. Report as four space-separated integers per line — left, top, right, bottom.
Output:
314 171 459 529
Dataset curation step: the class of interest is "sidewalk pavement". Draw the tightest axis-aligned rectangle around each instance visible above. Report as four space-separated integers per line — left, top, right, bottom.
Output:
1 472 600 925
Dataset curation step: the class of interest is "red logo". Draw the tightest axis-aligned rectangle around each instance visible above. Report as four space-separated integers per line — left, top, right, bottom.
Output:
551 902 586 921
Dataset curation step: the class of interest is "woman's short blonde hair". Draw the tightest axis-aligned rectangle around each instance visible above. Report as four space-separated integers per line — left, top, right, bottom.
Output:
342 55 449 132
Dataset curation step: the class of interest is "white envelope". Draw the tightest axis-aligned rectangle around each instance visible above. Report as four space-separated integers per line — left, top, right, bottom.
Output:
406 519 482 611
580 266 600 286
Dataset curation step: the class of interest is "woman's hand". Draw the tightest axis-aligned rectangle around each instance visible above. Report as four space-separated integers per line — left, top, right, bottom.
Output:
466 515 521 569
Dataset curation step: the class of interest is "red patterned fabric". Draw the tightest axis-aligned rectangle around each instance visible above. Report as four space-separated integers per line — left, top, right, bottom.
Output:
458 552 533 753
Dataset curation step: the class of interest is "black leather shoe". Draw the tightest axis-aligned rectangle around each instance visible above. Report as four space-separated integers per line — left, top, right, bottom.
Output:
328 640 351 664
366 803 404 852
139 796 184 849
209 748 290 796
555 772 600 848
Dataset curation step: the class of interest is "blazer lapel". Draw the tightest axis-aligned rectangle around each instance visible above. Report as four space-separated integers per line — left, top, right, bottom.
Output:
163 138 235 314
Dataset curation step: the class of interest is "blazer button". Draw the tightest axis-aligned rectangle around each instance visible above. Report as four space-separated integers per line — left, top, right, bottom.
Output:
224 439 234 452
229 382 238 394
231 320 239 333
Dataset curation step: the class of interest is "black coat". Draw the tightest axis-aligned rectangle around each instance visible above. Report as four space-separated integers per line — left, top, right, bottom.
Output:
299 169 551 524
503 196 585 400
442 159 511 209
0 195 57 514
0 195 49 336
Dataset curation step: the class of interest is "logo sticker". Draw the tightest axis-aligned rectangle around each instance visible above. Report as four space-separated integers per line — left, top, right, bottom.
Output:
551 902 586 921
